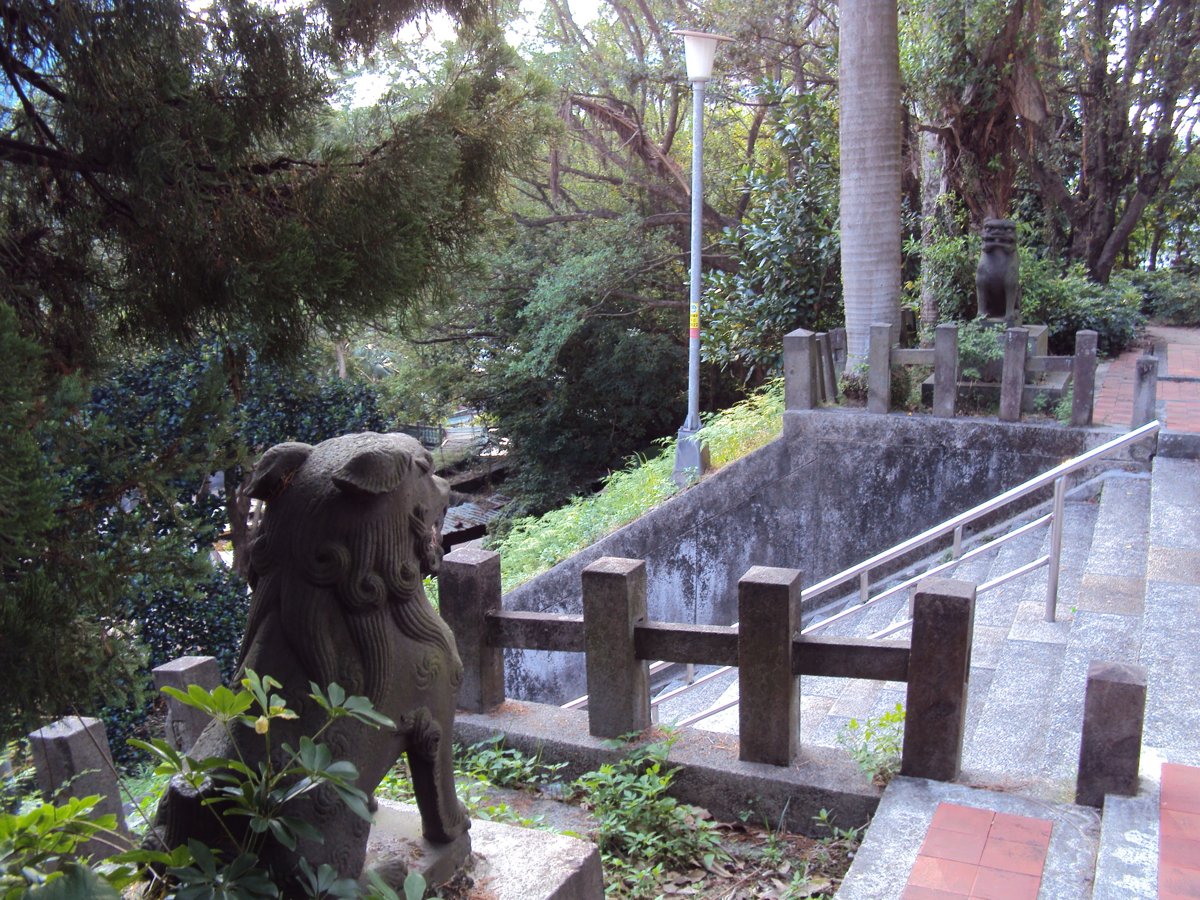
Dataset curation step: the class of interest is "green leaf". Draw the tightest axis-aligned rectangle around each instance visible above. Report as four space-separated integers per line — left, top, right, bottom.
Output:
403 870 427 900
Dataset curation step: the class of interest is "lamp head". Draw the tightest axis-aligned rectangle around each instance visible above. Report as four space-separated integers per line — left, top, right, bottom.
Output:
673 30 733 82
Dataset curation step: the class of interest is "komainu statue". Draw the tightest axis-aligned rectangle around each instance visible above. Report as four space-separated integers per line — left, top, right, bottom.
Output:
975 218 1020 324
154 433 468 883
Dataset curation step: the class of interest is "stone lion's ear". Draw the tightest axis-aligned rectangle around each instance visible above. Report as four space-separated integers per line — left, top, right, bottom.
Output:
332 446 411 496
246 442 313 499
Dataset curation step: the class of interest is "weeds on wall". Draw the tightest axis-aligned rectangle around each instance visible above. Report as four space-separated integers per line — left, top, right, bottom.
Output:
488 380 785 593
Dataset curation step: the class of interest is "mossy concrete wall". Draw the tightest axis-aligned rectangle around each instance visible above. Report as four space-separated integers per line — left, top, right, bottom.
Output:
496 410 1149 703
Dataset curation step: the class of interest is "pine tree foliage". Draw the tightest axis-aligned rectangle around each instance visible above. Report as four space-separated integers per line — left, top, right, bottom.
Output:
1 0 538 370
0 0 545 742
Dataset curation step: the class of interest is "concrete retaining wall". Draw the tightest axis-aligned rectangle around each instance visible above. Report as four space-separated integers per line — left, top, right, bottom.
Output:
496 410 1148 702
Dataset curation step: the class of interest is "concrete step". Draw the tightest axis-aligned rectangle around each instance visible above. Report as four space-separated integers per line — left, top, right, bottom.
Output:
958 499 1098 782
1140 455 1200 766
1039 477 1150 783
836 776 1101 900
1090 782 1159 899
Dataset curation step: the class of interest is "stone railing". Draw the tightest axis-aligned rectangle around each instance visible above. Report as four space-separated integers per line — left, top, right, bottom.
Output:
786 324 1159 429
439 548 976 780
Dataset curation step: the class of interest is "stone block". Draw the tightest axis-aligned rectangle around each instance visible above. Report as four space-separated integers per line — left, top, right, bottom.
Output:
867 324 891 414
902 578 975 781
582 557 650 738
363 800 603 899
738 566 801 765
153 655 221 752
1071 330 1098 427
439 548 505 712
933 323 958 418
28 717 129 860
1132 356 1159 428
1075 660 1146 808
1000 327 1029 422
783 329 818 410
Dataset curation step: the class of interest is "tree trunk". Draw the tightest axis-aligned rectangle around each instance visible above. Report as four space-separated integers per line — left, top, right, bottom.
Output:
225 467 254 579
839 0 902 368
918 126 946 338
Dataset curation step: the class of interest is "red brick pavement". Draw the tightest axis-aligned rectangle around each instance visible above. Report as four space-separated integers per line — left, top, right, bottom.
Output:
1160 763 1200 900
1094 329 1200 433
902 802 1053 900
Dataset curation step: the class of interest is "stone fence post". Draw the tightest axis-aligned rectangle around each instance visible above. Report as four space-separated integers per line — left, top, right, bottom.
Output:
1071 330 1099 427
901 577 975 781
1075 660 1146 807
28 717 129 860
153 655 221 753
784 329 819 411
582 558 650 738
1132 356 1159 428
439 547 505 713
738 566 802 766
933 323 958 418
1000 327 1029 422
867 324 892 414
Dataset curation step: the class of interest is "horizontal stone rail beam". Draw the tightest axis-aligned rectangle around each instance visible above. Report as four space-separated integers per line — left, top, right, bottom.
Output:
1025 355 1074 373
487 610 584 651
634 622 738 666
795 636 910 681
892 348 934 366
480 609 912 680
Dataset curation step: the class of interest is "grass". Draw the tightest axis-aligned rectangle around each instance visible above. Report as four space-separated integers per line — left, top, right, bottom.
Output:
487 379 785 593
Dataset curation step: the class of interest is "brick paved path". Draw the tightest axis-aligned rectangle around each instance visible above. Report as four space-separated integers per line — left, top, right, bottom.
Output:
1094 326 1200 433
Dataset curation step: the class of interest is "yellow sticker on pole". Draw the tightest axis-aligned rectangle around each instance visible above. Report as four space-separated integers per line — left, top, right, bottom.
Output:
689 310 700 330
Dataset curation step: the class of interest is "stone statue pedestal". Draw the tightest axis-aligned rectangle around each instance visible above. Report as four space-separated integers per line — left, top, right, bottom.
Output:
362 801 603 899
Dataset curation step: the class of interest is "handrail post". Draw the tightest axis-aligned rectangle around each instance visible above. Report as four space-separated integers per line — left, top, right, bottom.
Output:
1045 475 1066 621
738 566 802 766
1000 327 1029 422
582 557 650 738
153 656 221 752
440 548 506 712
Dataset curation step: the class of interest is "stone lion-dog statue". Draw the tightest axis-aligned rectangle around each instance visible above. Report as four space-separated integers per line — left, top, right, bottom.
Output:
154 432 469 883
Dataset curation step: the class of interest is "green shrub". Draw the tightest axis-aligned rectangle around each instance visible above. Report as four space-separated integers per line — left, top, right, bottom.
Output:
1020 258 1144 355
839 367 869 404
1127 268 1200 326
955 318 1004 381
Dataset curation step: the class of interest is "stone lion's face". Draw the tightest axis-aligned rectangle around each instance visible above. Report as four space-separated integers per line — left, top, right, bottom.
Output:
246 431 452 580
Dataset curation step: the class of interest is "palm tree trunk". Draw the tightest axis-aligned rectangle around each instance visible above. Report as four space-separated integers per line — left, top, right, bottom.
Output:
839 0 902 368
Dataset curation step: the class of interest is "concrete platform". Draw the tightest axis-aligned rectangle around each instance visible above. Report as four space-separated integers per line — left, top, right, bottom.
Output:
363 800 603 899
837 776 1101 900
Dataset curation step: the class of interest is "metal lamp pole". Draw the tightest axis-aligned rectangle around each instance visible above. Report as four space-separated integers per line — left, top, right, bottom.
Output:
672 30 731 488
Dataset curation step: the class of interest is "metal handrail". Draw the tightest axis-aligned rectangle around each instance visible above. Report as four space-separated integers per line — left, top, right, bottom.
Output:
800 420 1160 620
571 421 1160 721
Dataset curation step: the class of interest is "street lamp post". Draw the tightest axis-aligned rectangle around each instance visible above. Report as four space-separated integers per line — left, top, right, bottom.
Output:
672 30 731 488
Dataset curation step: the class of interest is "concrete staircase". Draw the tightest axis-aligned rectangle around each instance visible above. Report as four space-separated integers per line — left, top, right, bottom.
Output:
655 452 1200 897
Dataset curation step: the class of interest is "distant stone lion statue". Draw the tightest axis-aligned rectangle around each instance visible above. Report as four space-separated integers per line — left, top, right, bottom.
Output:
153 433 468 884
975 218 1020 324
